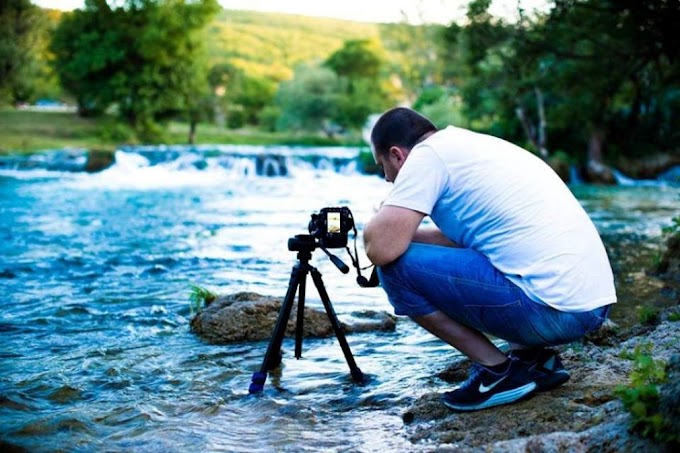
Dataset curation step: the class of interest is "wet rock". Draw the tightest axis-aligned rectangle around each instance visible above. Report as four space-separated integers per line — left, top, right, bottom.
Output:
616 152 680 180
659 354 680 440
85 149 115 172
655 233 680 279
0 440 30 453
583 160 617 184
190 291 396 344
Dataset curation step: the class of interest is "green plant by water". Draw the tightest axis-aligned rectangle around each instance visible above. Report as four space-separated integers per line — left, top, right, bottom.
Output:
615 342 678 445
189 283 217 314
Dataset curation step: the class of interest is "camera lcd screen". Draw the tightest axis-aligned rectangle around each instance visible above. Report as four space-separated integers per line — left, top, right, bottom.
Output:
327 212 341 234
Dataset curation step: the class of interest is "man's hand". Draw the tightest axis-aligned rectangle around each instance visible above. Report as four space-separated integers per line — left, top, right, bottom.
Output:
363 205 425 266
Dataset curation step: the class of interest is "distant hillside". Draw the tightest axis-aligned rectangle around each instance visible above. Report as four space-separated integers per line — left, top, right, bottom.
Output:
206 9 382 81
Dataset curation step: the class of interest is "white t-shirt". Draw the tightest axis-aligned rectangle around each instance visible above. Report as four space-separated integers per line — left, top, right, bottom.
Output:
382 126 617 312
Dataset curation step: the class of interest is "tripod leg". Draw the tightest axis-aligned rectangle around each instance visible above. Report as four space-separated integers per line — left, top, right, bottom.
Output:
309 267 364 384
294 266 307 359
249 264 304 394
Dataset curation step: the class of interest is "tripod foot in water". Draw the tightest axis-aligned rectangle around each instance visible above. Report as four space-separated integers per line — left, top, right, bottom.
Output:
248 243 363 394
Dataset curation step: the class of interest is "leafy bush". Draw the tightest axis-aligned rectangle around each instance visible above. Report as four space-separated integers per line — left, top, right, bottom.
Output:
637 305 661 325
615 343 677 444
661 216 680 238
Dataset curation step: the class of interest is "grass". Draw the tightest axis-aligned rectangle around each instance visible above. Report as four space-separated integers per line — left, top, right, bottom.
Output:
0 108 365 155
0 108 124 154
188 283 217 314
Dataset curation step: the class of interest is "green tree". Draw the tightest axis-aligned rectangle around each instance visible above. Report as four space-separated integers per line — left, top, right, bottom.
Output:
528 0 680 170
440 0 680 171
274 64 340 134
324 39 394 130
209 63 275 128
441 0 537 146
0 0 48 104
379 21 447 103
50 0 219 140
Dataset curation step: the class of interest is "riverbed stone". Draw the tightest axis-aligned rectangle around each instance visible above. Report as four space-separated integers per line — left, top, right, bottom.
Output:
190 291 396 344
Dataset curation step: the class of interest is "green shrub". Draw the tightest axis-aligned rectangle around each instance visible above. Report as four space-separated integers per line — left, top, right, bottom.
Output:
637 305 661 325
615 343 677 444
98 123 135 143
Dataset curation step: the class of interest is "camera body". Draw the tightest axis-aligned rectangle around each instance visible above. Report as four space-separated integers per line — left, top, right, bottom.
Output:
308 206 354 249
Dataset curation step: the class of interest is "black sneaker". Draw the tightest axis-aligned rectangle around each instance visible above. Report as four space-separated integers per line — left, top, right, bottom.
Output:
511 348 570 391
441 358 537 411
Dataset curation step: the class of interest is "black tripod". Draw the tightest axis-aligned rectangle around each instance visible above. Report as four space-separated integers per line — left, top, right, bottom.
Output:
249 234 364 393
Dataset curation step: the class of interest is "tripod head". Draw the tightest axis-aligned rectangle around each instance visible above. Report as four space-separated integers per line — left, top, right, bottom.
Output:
288 234 349 273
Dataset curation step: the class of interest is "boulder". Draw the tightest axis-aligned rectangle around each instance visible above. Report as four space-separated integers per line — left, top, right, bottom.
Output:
616 152 680 180
655 232 680 279
85 149 115 172
583 160 617 184
190 291 396 344
659 355 680 442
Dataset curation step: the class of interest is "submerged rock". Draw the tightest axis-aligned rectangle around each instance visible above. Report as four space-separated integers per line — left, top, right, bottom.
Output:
190 291 396 344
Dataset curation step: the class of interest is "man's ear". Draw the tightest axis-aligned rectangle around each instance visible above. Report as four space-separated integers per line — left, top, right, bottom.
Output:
388 145 407 163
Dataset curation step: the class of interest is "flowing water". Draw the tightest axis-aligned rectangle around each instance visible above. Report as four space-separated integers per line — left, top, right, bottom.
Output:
1 146 678 452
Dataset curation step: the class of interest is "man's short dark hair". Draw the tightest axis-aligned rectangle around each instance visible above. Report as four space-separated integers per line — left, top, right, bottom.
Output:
371 107 437 156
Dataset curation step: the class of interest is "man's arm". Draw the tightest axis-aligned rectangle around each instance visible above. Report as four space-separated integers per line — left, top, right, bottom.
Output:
413 226 460 247
363 205 425 266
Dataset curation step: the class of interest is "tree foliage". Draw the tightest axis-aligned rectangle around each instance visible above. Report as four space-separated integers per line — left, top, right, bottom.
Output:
9 1 680 163
50 0 219 138
324 39 395 130
0 0 51 104
274 64 341 134
441 0 680 167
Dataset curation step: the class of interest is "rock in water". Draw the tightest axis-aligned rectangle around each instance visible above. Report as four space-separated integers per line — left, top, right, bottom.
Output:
190 291 396 344
85 149 115 172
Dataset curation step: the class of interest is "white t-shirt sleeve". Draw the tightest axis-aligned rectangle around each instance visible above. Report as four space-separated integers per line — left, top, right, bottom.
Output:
382 145 449 215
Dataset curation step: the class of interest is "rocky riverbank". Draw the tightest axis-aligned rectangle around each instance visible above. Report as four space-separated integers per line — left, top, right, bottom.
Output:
189 230 680 451
400 232 680 451
402 308 679 451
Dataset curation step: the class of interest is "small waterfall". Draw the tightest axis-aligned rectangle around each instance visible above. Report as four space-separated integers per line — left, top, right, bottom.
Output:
568 165 582 185
612 169 668 187
0 144 362 179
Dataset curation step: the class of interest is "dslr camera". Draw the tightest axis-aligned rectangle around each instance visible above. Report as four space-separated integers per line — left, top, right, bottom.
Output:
308 206 355 249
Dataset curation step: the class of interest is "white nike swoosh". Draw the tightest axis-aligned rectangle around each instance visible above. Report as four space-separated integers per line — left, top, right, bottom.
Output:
478 376 507 393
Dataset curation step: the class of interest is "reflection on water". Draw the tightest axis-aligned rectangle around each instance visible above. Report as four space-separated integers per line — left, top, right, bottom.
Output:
0 151 678 451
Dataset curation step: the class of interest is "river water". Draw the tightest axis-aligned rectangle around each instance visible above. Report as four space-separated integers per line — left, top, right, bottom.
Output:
1 146 678 452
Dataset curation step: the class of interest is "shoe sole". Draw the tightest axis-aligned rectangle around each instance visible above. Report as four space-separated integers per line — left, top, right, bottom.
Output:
441 382 537 411
536 370 570 391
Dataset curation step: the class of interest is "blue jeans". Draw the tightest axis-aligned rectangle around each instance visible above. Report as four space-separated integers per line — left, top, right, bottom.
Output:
378 243 611 347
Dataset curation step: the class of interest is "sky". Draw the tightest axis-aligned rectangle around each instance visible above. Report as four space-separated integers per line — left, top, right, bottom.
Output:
33 0 549 25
